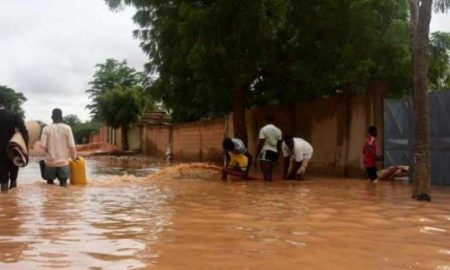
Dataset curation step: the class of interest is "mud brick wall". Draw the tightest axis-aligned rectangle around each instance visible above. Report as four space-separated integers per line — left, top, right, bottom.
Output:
246 84 385 178
144 126 171 158
172 119 226 162
98 84 385 178
90 126 109 143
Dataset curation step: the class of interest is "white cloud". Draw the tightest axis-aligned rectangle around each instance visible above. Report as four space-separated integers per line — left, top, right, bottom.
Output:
0 0 147 123
431 12 450 33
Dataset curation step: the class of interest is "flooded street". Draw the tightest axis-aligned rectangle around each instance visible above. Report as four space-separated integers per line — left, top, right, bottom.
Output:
0 159 449 269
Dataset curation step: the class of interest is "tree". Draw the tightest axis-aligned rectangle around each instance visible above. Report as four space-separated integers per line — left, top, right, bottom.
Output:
97 87 141 150
408 0 449 201
63 114 100 144
86 58 155 150
63 114 81 127
72 121 102 144
86 58 147 120
105 0 290 144
429 31 450 89
0 86 27 117
104 1 412 133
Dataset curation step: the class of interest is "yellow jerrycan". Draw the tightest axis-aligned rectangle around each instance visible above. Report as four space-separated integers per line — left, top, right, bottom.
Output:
69 157 87 185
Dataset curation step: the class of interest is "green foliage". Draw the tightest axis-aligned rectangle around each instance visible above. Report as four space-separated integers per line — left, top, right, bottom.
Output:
62 114 100 144
86 58 150 120
261 0 411 102
63 114 81 127
72 121 102 144
106 0 289 122
0 85 27 117
105 0 448 122
97 87 141 129
429 31 450 90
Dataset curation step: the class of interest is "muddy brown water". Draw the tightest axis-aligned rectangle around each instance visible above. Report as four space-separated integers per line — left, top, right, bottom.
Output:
0 159 449 269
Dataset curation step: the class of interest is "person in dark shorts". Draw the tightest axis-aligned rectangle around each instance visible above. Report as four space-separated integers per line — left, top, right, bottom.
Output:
363 126 382 183
256 113 282 181
0 94 29 192
40 109 77 187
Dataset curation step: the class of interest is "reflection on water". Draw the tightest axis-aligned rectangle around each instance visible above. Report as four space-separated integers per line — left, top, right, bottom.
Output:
0 161 449 269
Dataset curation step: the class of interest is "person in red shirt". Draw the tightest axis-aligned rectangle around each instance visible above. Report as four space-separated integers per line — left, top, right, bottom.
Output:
363 126 382 183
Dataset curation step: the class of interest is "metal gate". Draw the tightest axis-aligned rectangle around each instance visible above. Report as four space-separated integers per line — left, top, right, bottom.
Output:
384 90 450 186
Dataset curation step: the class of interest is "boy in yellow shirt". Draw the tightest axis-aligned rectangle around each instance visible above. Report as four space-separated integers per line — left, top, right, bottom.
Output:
221 137 253 180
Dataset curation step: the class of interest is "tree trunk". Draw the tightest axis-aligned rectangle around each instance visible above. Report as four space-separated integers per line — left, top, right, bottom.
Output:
121 126 129 151
409 0 432 201
233 85 248 146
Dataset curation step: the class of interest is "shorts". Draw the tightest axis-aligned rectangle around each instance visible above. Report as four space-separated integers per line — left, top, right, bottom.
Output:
229 153 248 170
259 150 278 163
45 166 70 181
366 167 377 181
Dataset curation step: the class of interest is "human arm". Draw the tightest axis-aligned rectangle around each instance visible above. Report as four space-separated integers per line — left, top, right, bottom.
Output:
298 159 310 175
289 161 303 179
276 139 282 164
281 141 290 178
255 139 265 168
283 157 290 179
221 151 230 180
40 127 48 153
67 127 77 159
15 114 29 149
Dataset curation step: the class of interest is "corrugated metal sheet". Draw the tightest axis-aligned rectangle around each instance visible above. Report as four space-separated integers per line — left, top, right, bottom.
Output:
384 90 450 186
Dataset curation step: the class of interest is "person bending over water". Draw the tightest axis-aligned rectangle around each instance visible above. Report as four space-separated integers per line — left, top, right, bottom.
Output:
282 135 314 180
222 137 253 180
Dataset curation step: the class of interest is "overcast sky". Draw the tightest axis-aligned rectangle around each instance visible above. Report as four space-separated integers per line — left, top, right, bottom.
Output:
0 0 147 123
0 1 449 123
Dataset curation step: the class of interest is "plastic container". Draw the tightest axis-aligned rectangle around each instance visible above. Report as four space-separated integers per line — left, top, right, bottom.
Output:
69 157 87 185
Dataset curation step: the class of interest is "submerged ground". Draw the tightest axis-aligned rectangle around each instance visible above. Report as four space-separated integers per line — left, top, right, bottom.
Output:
0 157 448 269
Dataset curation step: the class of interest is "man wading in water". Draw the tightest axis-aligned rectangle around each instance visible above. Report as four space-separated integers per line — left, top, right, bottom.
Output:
256 113 282 181
0 95 29 192
40 109 77 187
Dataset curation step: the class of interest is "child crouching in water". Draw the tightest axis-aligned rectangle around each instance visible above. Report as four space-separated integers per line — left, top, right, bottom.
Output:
222 137 253 180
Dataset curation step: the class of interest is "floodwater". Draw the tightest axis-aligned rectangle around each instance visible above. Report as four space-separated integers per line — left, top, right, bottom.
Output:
0 160 449 269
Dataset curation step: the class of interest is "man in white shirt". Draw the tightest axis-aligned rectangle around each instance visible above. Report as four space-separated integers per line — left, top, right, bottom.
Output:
282 135 314 180
256 113 282 181
40 109 77 186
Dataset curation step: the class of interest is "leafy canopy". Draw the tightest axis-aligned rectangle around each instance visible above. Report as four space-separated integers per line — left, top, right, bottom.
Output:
86 58 148 120
105 0 448 121
97 87 141 129
429 31 450 90
0 85 27 117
